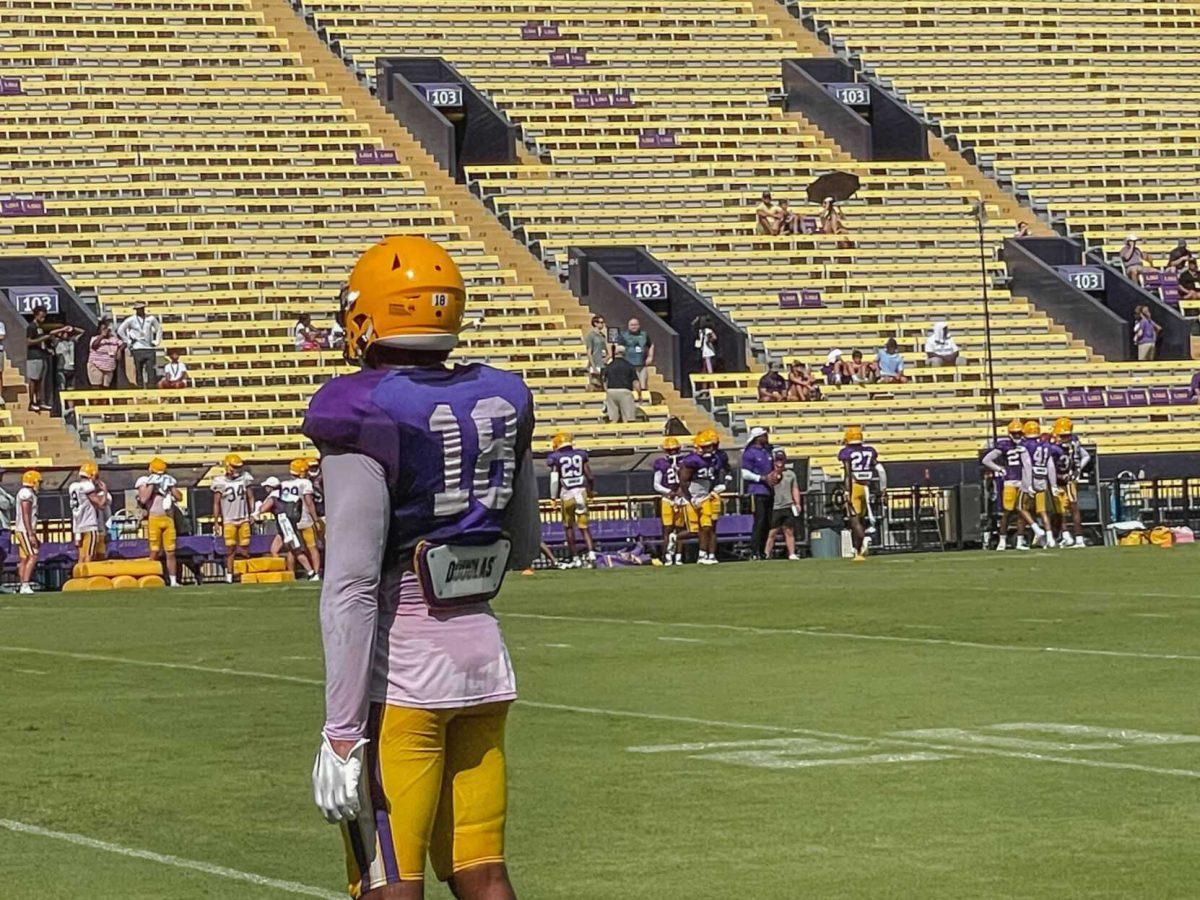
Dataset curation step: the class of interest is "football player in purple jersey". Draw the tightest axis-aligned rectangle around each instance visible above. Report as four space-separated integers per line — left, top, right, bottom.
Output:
1051 417 1091 547
303 237 539 900
678 429 730 565
982 419 1044 550
652 435 688 564
546 431 596 567
836 426 886 562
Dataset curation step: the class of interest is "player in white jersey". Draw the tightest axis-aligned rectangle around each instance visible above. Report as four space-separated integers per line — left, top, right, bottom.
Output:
69 462 110 563
212 452 256 583
135 457 182 587
13 470 42 593
259 466 318 580
283 458 321 577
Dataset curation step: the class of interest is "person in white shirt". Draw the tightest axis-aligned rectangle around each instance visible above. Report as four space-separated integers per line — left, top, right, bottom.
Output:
157 348 189 389
116 300 163 387
924 321 961 367
13 470 41 593
212 453 256 583
69 462 109 563
135 457 181 586
257 469 318 580
282 457 321 576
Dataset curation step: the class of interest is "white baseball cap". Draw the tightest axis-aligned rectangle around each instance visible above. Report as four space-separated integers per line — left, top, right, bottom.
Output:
1127 233 1139 242
745 426 769 446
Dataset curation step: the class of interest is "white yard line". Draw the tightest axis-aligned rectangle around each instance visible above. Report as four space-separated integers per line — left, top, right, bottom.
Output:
2 646 1197 780
0 646 321 686
500 613 1200 662
658 636 707 643
0 819 341 898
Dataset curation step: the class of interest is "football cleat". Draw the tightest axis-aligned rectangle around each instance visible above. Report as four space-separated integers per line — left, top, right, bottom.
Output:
1059 534 1074 548
853 553 866 563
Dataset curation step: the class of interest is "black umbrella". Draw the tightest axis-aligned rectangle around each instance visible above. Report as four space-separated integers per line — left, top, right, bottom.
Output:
806 171 861 204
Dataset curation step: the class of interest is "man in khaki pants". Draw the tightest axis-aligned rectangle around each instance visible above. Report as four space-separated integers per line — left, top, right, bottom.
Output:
603 345 639 423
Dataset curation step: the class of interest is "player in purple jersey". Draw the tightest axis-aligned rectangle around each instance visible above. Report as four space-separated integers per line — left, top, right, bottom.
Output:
1051 417 1091 547
303 236 538 900
1022 420 1057 548
982 418 1044 550
678 429 730 564
653 436 688 564
546 431 595 567
836 426 886 561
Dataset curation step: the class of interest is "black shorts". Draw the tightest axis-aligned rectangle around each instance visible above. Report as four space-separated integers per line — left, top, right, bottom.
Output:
770 509 796 529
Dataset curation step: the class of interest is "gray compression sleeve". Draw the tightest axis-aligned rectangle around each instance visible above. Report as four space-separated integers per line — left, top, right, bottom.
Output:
319 452 388 742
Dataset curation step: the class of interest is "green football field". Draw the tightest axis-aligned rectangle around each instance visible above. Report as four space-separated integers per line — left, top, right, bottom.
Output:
1 547 1198 898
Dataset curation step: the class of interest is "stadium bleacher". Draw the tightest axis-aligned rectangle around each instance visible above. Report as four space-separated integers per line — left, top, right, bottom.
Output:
0 0 679 468
301 0 1200 472
799 0 1200 281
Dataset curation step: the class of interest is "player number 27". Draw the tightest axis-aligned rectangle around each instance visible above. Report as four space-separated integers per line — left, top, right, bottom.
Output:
429 397 518 516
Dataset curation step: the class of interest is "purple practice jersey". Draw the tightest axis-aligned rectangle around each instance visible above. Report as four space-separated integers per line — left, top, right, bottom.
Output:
303 362 534 553
680 449 730 497
1024 437 1054 488
992 436 1027 482
838 444 879 482
653 453 683 491
546 446 589 491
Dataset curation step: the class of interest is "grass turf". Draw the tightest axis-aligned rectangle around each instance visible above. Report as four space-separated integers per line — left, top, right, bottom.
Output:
1 546 1198 898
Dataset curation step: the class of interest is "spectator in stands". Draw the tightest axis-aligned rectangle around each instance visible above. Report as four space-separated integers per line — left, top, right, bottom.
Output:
25 306 62 412
876 337 909 383
1191 369 1200 400
1013 222 1031 238
1133 305 1162 361
603 345 639 423
1119 235 1157 284
757 361 788 402
49 325 83 402
824 348 851 385
694 316 718 373
1180 259 1200 304
786 360 821 401
616 317 653 401
764 450 802 560
925 322 961 367
1168 239 1193 271
293 313 324 351
327 319 345 351
755 191 780 235
776 199 798 235
847 349 878 384
87 318 123 388
584 315 608 391
117 301 162 387
0 318 6 399
818 197 848 236
158 348 190 389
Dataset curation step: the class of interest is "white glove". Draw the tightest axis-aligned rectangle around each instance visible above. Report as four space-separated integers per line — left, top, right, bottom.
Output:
791 504 801 517
312 734 368 823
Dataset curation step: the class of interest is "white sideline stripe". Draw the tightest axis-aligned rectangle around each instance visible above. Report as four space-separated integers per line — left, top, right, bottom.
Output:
3 646 1198 780
500 613 1200 662
0 819 342 899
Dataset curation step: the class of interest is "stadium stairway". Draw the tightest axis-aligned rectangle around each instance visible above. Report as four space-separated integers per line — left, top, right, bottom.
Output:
247 0 724 444
0 361 93 468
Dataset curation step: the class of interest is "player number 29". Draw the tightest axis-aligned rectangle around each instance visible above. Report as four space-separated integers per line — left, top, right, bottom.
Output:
429 397 518 516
